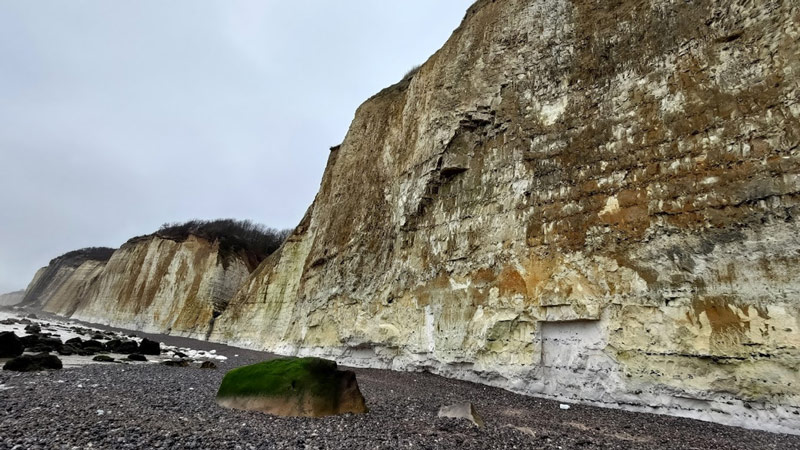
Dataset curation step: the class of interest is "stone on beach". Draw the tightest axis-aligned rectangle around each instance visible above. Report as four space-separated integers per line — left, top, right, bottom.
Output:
200 361 217 369
0 331 24 358
3 353 63 372
162 360 190 367
106 339 139 354
438 402 485 428
26 336 63 353
24 323 41 334
139 338 161 355
81 340 105 352
216 357 368 418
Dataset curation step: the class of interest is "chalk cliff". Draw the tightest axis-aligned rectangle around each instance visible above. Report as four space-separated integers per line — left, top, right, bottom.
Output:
22 228 267 338
0 290 25 307
209 0 800 433
22 247 115 312
68 234 254 337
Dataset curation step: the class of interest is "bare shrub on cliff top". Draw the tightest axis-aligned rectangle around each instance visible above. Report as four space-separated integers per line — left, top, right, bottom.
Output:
52 247 116 266
154 219 291 260
403 64 422 80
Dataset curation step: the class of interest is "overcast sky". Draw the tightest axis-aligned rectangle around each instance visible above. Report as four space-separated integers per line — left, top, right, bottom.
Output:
0 1 474 293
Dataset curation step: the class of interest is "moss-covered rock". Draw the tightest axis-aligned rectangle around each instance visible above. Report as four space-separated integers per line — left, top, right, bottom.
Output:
216 357 368 417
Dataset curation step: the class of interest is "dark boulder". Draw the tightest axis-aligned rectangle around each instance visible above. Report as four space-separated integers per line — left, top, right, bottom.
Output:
105 339 139 354
24 323 41 334
58 342 95 356
117 341 139 354
162 360 190 367
19 334 40 348
27 337 63 353
0 331 24 358
93 355 115 362
3 353 63 372
138 338 161 355
81 340 105 352
173 351 188 358
58 345 78 356
200 361 217 370
105 339 122 352
127 354 147 362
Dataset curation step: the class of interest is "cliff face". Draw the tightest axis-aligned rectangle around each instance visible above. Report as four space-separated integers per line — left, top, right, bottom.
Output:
22 248 115 311
211 0 800 433
24 235 255 338
0 290 25 306
70 235 253 337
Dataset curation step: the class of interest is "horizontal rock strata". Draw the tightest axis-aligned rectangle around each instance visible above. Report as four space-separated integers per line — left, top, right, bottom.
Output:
210 0 800 434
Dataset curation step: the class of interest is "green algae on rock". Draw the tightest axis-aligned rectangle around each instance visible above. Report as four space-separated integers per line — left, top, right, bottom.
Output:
216 357 368 417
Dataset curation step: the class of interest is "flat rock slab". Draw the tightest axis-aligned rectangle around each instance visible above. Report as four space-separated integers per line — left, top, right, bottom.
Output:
438 402 485 428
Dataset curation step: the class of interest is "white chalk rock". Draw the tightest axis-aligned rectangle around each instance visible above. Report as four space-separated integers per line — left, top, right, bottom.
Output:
438 402 485 428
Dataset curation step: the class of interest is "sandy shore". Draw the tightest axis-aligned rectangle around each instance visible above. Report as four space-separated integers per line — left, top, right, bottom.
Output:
1 312 799 449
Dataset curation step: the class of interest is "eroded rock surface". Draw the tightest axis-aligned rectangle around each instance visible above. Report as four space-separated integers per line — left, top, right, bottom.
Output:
210 0 800 433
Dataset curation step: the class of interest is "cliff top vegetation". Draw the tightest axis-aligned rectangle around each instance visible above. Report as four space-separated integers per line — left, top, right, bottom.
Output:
50 247 117 267
133 219 291 263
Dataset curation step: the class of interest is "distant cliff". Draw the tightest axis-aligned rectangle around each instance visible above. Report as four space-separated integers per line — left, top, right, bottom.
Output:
23 220 287 337
22 247 115 311
0 290 25 307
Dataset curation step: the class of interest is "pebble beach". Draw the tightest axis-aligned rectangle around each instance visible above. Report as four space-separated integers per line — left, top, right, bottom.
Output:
1 311 799 450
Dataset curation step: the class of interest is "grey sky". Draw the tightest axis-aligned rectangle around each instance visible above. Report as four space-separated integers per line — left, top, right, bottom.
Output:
0 1 474 293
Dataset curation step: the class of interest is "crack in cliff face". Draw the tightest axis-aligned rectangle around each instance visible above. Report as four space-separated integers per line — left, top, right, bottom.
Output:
401 110 502 234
